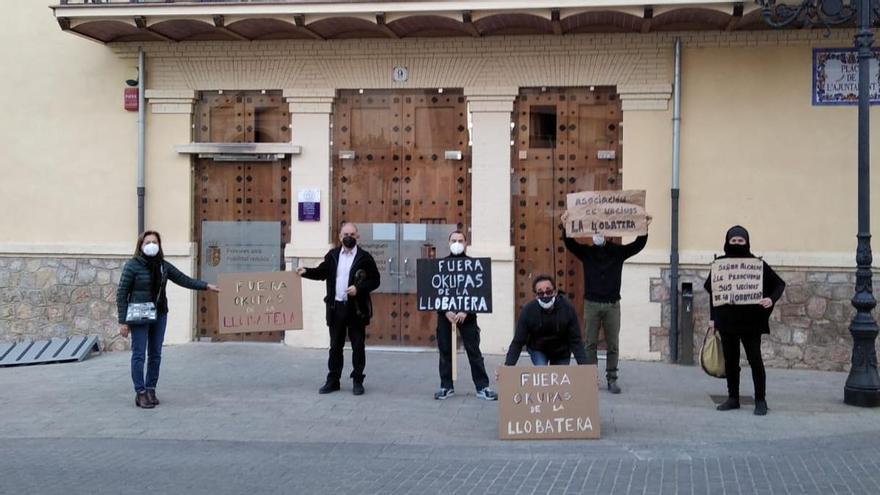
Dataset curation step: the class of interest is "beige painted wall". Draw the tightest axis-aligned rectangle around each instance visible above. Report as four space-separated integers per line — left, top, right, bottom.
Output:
1 1 139 244
679 45 880 256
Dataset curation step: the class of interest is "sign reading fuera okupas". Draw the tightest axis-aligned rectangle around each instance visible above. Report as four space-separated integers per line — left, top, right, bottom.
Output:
217 271 303 333
416 257 492 313
497 365 601 440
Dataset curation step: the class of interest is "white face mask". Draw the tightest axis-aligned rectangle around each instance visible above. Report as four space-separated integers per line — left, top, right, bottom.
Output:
449 241 465 256
592 234 606 246
537 296 556 310
142 242 160 257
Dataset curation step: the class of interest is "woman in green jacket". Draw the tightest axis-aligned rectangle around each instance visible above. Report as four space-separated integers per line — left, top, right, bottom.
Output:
116 230 219 409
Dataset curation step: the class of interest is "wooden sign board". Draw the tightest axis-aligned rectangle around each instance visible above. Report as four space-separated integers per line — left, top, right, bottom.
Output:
565 190 647 237
710 258 764 307
217 271 303 333
416 257 492 313
498 365 601 440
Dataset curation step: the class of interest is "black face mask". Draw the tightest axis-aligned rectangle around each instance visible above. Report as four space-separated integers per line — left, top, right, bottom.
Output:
342 236 357 249
724 244 750 257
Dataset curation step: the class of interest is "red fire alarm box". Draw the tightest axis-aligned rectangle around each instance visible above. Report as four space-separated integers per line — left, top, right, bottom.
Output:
124 88 139 111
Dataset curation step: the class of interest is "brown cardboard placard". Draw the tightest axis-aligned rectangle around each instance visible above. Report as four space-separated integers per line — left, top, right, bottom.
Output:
565 190 647 237
217 271 303 334
497 365 601 440
710 258 764 307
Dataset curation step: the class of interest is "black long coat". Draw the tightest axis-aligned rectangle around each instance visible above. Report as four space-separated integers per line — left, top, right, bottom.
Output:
301 246 381 326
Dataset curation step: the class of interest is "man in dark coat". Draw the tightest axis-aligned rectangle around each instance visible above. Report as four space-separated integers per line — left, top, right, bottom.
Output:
433 230 496 401
504 275 589 367
560 212 651 394
298 222 381 395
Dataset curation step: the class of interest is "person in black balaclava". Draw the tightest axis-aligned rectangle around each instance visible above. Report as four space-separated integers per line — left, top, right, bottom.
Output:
704 225 785 416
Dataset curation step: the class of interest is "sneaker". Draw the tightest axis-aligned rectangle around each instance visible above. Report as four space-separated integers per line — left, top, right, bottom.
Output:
434 388 455 400
476 387 498 401
716 398 741 411
754 400 768 416
607 381 621 394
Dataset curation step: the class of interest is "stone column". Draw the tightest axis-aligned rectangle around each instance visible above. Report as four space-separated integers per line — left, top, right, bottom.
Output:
144 89 198 345
464 87 518 355
283 88 335 348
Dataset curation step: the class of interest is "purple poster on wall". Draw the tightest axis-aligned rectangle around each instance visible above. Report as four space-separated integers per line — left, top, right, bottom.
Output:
297 188 321 222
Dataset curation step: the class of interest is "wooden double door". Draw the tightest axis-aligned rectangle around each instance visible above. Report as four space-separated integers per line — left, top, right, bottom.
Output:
192 91 291 342
332 89 471 346
511 87 623 331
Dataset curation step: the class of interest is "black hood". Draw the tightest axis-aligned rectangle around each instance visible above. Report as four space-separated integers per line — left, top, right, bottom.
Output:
723 225 753 257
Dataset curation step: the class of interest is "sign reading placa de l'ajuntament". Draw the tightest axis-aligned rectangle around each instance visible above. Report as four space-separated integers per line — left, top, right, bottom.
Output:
565 190 647 238
217 271 303 334
498 365 601 440
710 258 764 307
416 257 492 313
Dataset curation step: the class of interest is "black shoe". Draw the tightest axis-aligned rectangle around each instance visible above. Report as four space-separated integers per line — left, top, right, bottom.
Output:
135 392 155 409
754 400 768 416
352 382 365 396
607 381 621 394
145 389 159 406
319 381 340 394
716 398 740 411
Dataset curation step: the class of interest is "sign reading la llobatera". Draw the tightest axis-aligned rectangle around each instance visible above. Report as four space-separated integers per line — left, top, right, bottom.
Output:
416 257 492 313
498 365 601 440
565 190 647 238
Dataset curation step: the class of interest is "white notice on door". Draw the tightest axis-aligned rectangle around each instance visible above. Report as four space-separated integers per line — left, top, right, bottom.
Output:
373 223 396 241
402 224 427 241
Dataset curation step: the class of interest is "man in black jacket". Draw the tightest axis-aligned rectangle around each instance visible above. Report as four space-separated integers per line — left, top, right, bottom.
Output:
433 230 496 401
298 222 381 395
560 212 651 394
503 275 588 367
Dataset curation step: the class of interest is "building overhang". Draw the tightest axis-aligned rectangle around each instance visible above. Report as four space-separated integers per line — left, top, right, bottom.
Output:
51 0 775 44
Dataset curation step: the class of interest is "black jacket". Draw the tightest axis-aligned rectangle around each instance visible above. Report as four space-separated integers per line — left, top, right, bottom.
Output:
562 232 648 303
301 246 381 326
504 295 588 365
703 255 786 335
116 256 208 324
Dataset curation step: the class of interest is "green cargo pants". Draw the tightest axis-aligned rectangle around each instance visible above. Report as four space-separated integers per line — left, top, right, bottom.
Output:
584 300 621 381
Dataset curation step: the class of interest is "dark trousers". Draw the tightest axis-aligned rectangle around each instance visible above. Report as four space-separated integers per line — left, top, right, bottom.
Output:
720 331 766 401
436 317 490 391
328 301 366 383
130 313 168 393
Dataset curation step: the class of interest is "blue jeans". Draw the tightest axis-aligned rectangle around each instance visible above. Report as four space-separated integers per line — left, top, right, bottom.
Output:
130 313 168 393
528 349 571 366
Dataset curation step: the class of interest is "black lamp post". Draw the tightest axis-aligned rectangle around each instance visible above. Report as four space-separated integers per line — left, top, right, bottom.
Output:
758 0 880 406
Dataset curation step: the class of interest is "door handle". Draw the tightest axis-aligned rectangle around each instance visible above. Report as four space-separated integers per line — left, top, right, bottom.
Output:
403 258 410 277
387 257 400 277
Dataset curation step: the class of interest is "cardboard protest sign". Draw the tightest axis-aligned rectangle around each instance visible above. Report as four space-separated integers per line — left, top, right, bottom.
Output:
710 258 764 307
217 271 303 333
416 257 492 313
565 190 647 237
498 365 601 440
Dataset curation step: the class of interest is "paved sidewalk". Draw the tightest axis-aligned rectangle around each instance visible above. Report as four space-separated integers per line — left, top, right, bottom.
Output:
2 343 880 494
